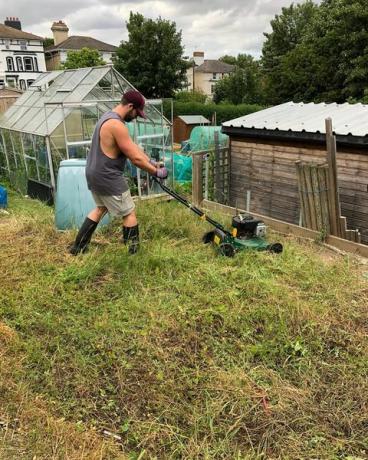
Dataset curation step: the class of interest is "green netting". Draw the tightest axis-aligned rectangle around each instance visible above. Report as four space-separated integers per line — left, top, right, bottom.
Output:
188 126 228 152
127 151 192 184
163 152 192 183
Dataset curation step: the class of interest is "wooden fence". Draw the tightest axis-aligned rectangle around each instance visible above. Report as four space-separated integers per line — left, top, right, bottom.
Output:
228 124 368 245
192 138 230 207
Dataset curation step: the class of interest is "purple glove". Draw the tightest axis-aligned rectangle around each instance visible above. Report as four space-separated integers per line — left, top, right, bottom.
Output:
156 166 168 179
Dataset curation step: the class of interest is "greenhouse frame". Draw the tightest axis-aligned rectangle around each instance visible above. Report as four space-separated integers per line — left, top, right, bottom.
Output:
0 65 173 199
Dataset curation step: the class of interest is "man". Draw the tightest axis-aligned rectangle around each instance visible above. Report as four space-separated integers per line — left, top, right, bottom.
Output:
69 89 168 255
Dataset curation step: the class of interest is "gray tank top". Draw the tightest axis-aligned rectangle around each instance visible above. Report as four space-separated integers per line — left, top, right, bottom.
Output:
86 111 129 195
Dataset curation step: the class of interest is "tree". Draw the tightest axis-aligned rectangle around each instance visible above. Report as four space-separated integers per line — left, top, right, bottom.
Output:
174 90 207 103
113 12 188 98
261 0 368 104
300 0 368 102
261 1 319 104
61 48 106 69
43 37 54 48
214 54 263 104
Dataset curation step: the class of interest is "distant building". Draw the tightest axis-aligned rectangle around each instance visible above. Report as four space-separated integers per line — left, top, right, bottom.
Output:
173 115 210 144
0 17 46 90
44 21 118 70
186 51 234 98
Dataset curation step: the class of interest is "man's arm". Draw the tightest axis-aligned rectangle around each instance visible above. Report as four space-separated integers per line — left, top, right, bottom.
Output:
111 120 158 175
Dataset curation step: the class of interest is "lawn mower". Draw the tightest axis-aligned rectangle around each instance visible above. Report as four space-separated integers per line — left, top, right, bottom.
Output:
153 177 283 257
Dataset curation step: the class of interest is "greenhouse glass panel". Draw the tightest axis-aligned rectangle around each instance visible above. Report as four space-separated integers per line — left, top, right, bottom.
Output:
25 157 39 181
58 68 92 91
15 107 45 133
0 132 9 174
29 71 62 88
35 136 50 183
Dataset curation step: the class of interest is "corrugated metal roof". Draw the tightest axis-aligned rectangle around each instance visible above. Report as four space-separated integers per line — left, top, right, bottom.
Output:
178 115 210 125
222 102 368 137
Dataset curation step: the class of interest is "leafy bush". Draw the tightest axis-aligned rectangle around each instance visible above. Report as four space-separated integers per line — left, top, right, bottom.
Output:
174 90 207 103
164 101 265 124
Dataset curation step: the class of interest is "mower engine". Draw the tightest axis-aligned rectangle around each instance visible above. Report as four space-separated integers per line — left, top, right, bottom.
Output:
232 214 267 239
203 213 283 257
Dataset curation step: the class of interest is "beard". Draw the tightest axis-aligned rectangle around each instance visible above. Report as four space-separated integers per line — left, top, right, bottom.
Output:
124 109 136 122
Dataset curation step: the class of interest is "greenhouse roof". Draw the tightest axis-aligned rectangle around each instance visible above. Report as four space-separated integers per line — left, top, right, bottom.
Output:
0 65 151 137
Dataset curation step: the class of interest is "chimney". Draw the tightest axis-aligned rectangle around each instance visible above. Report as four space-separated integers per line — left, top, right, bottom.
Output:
193 51 204 66
51 20 69 45
5 17 22 30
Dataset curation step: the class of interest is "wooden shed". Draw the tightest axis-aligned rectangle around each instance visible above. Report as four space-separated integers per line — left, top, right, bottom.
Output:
0 87 22 113
173 115 210 144
222 102 368 244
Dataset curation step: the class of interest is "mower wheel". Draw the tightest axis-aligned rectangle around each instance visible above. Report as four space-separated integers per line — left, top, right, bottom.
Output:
268 242 283 254
202 231 215 244
219 243 236 257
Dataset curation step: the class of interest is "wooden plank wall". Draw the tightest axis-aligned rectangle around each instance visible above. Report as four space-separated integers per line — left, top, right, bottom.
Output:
230 137 368 245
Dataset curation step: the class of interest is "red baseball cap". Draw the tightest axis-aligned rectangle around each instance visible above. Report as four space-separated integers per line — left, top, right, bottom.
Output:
123 89 147 119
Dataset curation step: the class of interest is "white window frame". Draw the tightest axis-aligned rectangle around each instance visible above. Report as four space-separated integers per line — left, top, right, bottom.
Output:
19 79 26 90
16 56 24 71
24 57 33 71
6 57 14 71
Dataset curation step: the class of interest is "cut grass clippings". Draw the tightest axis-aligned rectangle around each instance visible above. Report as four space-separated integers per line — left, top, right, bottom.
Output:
0 188 367 459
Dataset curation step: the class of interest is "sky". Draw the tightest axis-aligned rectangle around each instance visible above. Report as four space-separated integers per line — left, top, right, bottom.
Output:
1 0 302 58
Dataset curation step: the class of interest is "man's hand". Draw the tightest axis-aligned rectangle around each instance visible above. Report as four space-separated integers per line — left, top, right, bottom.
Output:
156 165 168 179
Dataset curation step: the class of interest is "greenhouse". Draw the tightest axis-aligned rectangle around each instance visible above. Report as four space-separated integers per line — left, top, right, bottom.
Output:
0 65 173 199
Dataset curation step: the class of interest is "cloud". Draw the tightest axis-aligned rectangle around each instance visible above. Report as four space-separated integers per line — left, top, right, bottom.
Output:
1 0 308 57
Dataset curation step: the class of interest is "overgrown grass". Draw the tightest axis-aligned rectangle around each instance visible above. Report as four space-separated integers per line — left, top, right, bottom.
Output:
0 189 367 459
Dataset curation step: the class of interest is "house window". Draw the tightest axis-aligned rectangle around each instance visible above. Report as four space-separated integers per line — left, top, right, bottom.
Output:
27 80 35 87
211 84 216 94
19 79 26 90
20 40 27 51
24 57 33 71
212 73 217 80
16 57 24 71
33 57 38 71
6 77 16 88
6 57 14 71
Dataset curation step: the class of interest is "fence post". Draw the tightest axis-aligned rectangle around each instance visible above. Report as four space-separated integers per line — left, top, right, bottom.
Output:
325 118 341 237
192 152 203 206
214 131 221 203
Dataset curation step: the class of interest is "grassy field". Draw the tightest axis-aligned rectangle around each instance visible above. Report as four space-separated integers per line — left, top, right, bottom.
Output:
0 188 367 459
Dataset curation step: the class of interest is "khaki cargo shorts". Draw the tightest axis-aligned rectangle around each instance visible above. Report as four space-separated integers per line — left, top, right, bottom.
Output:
91 190 135 217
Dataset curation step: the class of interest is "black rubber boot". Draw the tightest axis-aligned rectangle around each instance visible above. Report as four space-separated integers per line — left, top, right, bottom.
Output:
122 225 140 255
69 217 98 255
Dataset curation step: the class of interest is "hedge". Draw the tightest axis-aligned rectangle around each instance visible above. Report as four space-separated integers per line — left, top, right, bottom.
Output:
163 101 265 125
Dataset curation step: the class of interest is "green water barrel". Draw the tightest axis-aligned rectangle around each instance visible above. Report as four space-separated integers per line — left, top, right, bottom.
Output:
189 126 228 151
55 159 110 230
